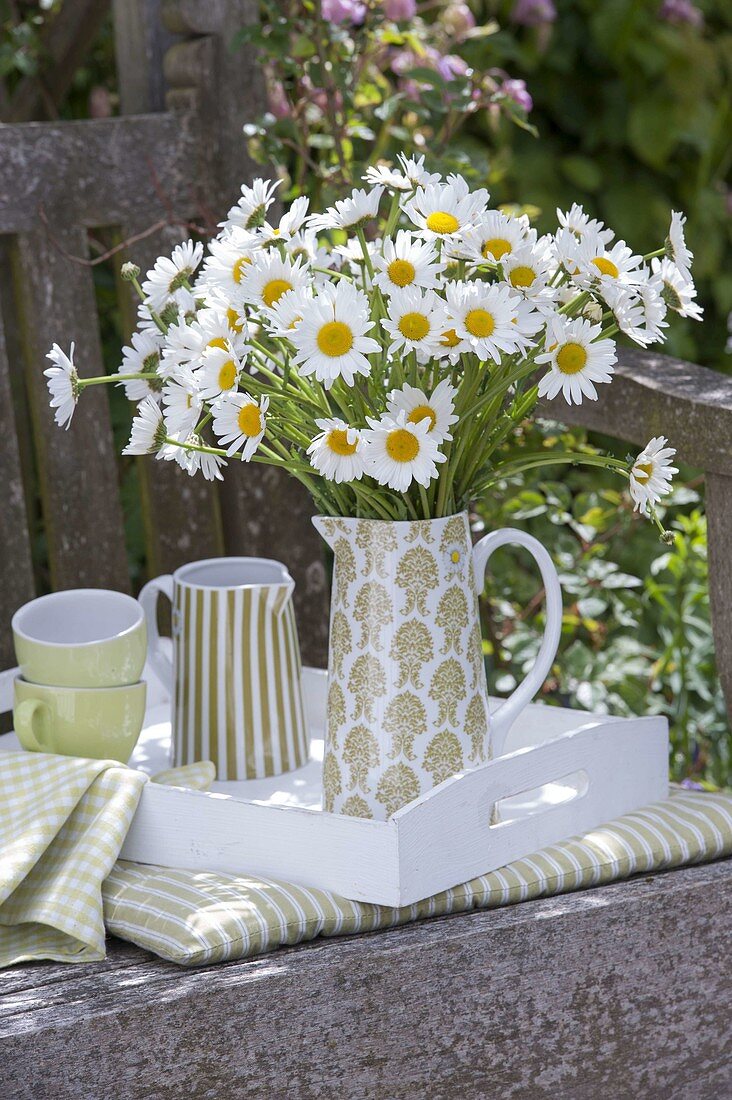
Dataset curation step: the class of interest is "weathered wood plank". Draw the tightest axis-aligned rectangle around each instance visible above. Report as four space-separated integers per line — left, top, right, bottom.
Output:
0 308 35 668
113 0 177 116
1 860 729 1098
540 347 732 476
705 472 732 723
112 9 224 580
0 114 194 233
11 226 130 593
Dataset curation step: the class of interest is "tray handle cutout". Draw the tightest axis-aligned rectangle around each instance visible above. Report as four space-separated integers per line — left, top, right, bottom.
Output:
489 769 589 828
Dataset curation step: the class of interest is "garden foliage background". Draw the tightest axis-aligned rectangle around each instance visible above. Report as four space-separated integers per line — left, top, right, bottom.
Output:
1 0 730 783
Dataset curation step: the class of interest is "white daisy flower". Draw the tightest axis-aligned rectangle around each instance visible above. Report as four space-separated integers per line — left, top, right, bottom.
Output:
119 330 165 402
44 343 79 429
221 177 281 232
161 304 247 375
198 227 261 297
263 286 314 339
435 323 470 364
629 437 678 515
571 232 645 292
372 230 444 295
197 345 243 401
535 316 617 405
362 411 446 492
284 228 332 274
402 176 485 242
603 277 668 348
239 251 311 312
651 257 703 321
164 432 227 481
258 196 310 244
382 286 448 361
260 285 313 339
288 280 380 387
500 237 554 295
161 367 203 437
444 281 532 362
123 396 167 456
556 203 614 244
309 186 384 232
141 240 204 313
307 418 365 483
386 379 458 444
363 154 441 193
212 392 268 459
443 542 466 577
456 209 533 264
666 211 693 281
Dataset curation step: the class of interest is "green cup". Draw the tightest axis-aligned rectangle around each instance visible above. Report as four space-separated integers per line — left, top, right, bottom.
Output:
13 678 147 763
12 589 147 688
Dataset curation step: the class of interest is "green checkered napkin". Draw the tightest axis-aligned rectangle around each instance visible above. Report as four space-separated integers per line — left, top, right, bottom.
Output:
0 752 214 967
104 789 732 967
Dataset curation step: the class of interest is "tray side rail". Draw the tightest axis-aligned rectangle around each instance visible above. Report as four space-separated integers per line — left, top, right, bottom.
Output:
395 715 669 907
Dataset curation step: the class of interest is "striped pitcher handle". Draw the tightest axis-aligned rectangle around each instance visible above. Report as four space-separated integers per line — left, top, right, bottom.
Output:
139 575 175 693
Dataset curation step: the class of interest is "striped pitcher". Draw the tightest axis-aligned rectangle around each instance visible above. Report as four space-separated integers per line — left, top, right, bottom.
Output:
140 558 308 779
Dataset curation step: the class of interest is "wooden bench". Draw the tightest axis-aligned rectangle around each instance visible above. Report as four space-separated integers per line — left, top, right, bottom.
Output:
0 3 730 1096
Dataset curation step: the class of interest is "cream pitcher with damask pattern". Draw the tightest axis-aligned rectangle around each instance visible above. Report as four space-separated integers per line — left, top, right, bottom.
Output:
313 512 563 820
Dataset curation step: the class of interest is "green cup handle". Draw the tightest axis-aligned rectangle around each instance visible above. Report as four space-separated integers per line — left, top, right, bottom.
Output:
15 699 56 753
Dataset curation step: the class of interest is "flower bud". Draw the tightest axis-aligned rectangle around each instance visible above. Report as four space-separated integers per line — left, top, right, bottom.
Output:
121 262 141 282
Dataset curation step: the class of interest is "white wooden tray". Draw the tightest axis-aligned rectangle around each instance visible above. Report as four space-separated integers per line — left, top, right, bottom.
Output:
0 666 669 907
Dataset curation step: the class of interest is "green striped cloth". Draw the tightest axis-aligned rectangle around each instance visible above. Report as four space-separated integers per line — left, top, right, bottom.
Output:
103 789 732 967
0 752 213 967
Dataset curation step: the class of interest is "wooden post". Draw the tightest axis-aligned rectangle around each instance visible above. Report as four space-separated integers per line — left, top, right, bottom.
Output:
11 227 130 594
705 472 732 722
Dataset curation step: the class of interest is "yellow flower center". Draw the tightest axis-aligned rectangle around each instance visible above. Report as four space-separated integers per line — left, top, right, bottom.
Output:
556 342 588 374
465 309 495 338
262 278 292 307
398 312 430 342
509 265 536 288
218 359 237 390
387 258 416 287
207 337 228 351
450 550 461 563
317 321 354 357
386 428 419 463
440 328 460 348
633 461 654 484
327 429 358 456
233 256 251 283
407 405 437 431
425 211 459 235
592 256 619 279
227 307 244 333
237 404 263 437
482 238 511 260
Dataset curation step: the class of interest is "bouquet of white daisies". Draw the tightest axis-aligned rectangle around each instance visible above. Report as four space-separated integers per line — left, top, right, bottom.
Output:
45 157 700 528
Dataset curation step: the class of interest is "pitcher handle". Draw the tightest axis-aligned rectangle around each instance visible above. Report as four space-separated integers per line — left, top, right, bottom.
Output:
138 575 175 693
472 528 562 758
